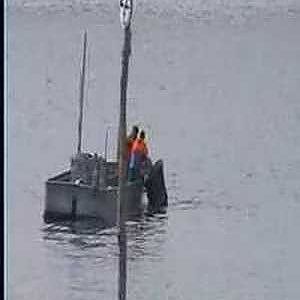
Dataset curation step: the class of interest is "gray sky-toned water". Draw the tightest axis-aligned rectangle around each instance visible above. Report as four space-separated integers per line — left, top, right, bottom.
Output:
6 1 300 300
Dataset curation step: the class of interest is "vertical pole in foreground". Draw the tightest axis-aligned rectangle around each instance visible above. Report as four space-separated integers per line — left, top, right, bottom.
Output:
117 25 132 300
117 1 133 300
77 31 87 154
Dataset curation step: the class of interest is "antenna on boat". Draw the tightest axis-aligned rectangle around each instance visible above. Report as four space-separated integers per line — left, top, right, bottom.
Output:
117 1 134 300
77 30 88 154
104 126 110 161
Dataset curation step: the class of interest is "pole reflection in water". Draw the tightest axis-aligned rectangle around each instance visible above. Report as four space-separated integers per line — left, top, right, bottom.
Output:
41 207 168 299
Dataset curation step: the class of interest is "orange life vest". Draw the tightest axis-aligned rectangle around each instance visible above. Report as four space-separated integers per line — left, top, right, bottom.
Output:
131 138 148 157
127 137 136 159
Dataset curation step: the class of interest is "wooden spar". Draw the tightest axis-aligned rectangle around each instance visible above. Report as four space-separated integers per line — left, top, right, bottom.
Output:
77 31 87 154
117 26 132 300
117 1 133 299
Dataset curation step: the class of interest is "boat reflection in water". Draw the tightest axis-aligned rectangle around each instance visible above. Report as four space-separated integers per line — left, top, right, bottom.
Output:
42 212 168 260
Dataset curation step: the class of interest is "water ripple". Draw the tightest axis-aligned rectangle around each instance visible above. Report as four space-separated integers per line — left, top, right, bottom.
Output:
8 0 300 25
42 213 168 261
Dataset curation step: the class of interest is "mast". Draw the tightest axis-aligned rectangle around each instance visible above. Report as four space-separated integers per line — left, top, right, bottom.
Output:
77 31 88 154
117 1 133 300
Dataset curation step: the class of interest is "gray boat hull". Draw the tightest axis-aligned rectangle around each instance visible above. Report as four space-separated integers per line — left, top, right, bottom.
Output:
44 170 144 226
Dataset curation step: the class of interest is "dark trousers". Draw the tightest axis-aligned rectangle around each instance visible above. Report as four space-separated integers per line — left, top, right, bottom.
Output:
128 166 140 182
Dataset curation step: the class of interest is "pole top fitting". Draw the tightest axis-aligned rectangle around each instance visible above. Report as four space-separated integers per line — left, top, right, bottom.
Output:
119 0 133 29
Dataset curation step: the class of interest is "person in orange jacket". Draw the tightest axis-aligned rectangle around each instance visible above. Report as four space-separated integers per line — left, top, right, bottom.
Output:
127 125 139 159
128 130 149 181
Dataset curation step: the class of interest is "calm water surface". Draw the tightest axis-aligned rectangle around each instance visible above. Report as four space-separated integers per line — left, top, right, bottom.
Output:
7 1 300 299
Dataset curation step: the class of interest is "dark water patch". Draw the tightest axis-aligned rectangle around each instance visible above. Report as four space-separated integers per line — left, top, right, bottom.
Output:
42 219 117 251
127 215 168 260
242 172 255 179
294 192 300 204
41 212 168 261
42 219 109 234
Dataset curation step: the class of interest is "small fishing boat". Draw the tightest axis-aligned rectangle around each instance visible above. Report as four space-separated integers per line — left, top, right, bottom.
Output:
44 153 167 225
44 153 142 225
43 31 167 225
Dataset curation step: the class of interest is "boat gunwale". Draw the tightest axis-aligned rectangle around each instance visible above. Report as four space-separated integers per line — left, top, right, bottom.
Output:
46 169 144 192
47 170 70 181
